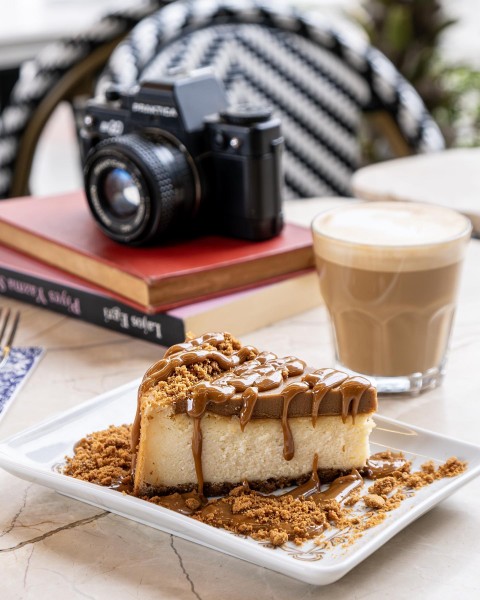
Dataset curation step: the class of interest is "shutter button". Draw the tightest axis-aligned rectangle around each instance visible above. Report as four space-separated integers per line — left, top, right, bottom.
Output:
220 105 273 125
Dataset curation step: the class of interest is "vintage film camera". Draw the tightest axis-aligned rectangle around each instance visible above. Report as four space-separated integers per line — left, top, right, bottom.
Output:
80 70 284 245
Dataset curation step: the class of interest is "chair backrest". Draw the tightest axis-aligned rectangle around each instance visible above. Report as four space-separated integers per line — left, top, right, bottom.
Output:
0 1 168 199
96 0 445 200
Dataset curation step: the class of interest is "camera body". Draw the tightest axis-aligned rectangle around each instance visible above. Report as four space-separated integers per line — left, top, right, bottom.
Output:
80 70 284 245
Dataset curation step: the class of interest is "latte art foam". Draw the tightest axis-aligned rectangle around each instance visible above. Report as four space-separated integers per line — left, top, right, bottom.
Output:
312 201 471 272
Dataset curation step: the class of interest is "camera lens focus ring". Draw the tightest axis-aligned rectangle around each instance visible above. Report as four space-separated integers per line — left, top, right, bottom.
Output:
84 133 197 245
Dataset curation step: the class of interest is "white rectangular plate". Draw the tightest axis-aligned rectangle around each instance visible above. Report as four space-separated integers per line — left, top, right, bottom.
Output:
1 379 479 585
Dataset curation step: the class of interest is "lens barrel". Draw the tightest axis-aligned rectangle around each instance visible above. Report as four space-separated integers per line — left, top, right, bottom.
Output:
84 133 197 245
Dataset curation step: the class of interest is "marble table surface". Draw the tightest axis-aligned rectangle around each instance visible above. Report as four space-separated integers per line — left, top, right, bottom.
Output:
1 199 480 599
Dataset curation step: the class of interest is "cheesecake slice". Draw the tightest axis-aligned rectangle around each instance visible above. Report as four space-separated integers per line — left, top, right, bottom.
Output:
132 333 377 496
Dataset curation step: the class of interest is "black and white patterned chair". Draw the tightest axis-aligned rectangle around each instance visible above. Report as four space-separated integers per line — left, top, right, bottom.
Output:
0 0 444 200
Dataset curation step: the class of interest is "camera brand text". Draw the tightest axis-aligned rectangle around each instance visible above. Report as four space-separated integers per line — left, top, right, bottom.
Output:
131 102 178 118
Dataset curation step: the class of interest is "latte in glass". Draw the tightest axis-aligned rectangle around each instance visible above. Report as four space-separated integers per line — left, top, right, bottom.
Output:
312 201 471 394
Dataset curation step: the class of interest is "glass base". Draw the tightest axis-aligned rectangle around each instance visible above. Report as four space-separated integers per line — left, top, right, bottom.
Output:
335 362 445 396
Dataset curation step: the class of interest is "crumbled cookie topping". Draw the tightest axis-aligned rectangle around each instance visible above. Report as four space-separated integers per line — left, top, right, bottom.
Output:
148 333 243 408
64 425 467 548
63 424 132 488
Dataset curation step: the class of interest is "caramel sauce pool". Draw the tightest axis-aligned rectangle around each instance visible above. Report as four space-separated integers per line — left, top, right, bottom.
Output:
107 453 406 544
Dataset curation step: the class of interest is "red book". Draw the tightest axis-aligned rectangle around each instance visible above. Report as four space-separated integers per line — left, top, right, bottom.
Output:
0 191 314 308
0 244 320 347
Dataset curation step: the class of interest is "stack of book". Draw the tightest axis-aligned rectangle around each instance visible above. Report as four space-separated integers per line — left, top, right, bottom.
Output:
0 191 320 346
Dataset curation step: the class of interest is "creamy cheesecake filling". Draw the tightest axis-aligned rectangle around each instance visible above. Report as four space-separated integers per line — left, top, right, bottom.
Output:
133 332 377 496
135 412 375 494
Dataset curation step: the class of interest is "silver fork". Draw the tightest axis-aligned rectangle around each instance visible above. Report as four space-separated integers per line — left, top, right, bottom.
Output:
0 308 20 369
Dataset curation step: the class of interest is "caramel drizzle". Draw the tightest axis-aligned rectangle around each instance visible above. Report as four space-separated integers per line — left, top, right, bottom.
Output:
281 455 363 503
192 417 204 498
131 334 257 460
189 381 236 491
303 369 369 426
132 333 372 496
340 377 370 424
284 453 321 499
239 387 258 431
364 452 409 479
317 469 363 502
303 369 349 427
281 381 309 460
163 332 227 358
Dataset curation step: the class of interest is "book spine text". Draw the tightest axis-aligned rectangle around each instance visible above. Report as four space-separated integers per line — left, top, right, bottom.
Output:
0 267 185 346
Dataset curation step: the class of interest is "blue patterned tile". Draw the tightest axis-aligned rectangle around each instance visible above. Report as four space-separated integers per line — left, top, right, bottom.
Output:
0 347 44 422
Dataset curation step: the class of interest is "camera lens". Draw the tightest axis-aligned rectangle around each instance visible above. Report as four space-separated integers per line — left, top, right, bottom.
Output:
102 168 141 218
84 133 198 245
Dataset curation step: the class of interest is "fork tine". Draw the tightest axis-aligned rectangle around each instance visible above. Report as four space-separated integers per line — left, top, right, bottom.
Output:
0 309 20 368
5 311 20 348
0 308 11 345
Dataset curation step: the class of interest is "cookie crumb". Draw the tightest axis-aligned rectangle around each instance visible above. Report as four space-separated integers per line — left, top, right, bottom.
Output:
436 457 467 478
185 497 201 511
344 493 361 507
364 494 386 509
270 529 288 546
421 460 436 474
63 424 132 487
368 476 396 496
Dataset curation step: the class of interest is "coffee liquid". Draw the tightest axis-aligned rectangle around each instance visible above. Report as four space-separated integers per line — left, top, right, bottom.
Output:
317 258 462 376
